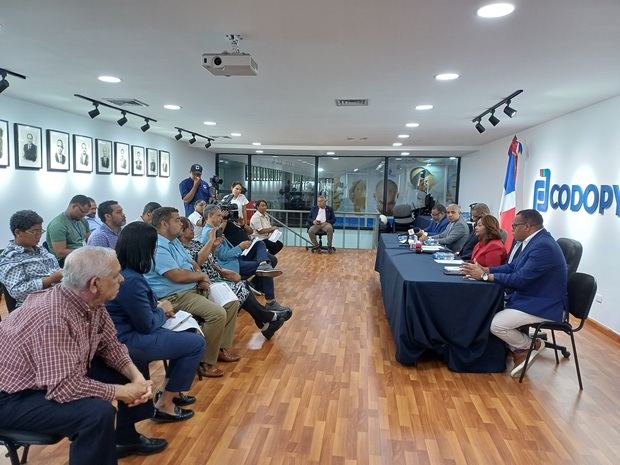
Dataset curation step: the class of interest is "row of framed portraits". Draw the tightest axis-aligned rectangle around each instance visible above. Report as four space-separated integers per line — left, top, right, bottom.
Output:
0 120 170 177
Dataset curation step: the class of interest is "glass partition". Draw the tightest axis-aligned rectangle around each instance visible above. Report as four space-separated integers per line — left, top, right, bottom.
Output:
217 154 248 199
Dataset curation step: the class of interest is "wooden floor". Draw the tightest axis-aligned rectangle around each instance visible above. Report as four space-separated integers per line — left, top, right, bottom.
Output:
2 247 620 465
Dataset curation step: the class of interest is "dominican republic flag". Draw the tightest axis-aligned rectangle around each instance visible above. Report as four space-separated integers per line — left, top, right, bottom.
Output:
498 136 523 250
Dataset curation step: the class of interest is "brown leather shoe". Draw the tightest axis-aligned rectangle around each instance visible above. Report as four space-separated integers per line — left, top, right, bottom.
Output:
197 363 224 379
218 348 241 363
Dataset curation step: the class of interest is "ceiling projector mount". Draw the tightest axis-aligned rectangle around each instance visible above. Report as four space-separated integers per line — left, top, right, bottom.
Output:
202 34 258 76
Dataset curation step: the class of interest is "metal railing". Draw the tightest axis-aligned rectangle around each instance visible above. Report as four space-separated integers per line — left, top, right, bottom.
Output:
247 208 381 250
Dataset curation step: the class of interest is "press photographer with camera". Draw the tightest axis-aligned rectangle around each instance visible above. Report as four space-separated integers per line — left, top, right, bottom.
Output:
179 164 213 217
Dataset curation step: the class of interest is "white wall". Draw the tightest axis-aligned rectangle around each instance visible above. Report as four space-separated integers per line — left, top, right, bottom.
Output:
0 96 215 245
461 95 620 334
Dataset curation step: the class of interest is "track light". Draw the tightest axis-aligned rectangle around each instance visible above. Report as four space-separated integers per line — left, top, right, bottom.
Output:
0 73 9 94
503 101 517 118
472 90 522 133
189 134 197 144
205 140 212 149
141 119 150 132
88 103 100 119
175 130 183 141
117 112 127 126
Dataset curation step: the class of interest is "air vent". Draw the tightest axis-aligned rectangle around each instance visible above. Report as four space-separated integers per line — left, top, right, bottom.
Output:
103 98 149 107
335 99 368 107
346 137 368 141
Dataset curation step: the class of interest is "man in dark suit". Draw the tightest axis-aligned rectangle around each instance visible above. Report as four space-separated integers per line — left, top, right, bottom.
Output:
462 209 567 378
79 143 89 166
307 195 336 253
54 139 67 165
458 202 491 260
23 133 38 162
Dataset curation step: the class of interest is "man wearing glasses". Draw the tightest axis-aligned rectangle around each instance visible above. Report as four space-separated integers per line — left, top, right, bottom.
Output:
45 195 92 264
0 210 62 308
461 209 567 378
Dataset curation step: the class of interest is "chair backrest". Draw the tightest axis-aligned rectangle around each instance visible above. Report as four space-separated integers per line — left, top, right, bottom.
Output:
2 285 17 313
567 272 597 320
392 204 413 225
557 238 583 276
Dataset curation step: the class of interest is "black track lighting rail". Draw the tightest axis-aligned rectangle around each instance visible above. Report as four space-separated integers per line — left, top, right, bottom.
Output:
0 67 27 80
471 89 523 133
74 94 157 123
173 127 215 143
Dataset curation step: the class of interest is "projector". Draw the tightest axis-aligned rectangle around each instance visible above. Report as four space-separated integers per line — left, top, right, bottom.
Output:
202 53 258 76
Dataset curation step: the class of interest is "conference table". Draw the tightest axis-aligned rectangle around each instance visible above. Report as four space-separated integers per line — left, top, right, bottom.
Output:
375 234 507 373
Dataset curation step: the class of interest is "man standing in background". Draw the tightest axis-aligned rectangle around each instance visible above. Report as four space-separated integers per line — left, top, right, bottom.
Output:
179 164 212 217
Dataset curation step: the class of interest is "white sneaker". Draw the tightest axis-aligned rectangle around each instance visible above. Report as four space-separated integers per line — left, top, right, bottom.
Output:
510 339 545 378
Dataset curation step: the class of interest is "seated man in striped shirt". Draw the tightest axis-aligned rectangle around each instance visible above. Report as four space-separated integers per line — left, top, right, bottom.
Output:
0 210 62 308
0 246 167 464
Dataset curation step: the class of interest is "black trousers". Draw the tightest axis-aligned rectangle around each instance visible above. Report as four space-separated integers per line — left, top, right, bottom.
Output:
0 356 153 465
263 239 283 255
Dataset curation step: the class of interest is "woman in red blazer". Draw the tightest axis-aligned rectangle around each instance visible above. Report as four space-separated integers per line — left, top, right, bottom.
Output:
470 215 507 267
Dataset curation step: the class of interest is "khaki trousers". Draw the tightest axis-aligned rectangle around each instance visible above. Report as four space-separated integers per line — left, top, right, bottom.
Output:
164 289 240 365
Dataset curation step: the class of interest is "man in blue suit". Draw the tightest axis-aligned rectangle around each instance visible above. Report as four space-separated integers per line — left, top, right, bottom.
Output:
462 209 567 378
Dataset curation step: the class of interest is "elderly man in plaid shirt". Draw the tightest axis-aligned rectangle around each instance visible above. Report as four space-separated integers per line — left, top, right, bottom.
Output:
0 246 167 464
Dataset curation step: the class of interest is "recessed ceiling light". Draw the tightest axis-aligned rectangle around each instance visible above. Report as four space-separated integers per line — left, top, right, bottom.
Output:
252 142 261 146
318 168 324 172
450 157 457 160
203 121 216 126
332 157 339 160
406 122 420 128
401 152 410 156
416 104 434 111
98 75 121 83
477 3 515 18
353 168 359 172
434 73 460 81
326 151 335 155
397 134 410 139
395 158 403 161
255 150 263 153
272 155 278 158
163 104 181 110
230 132 241 137
392 142 403 147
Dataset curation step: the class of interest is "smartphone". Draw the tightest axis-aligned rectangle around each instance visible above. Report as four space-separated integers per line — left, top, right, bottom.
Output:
216 229 223 238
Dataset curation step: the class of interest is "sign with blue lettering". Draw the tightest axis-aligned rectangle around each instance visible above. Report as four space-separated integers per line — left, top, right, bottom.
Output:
533 169 620 215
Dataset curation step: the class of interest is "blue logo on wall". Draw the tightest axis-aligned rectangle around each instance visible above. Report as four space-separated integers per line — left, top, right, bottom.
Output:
533 169 620 216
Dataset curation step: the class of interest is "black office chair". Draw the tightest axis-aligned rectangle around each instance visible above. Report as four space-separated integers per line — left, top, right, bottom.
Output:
2 285 17 313
0 429 63 465
518 272 597 389
306 227 330 253
557 238 583 276
392 204 414 232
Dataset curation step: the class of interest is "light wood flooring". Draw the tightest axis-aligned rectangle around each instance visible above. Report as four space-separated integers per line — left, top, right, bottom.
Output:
1 248 619 465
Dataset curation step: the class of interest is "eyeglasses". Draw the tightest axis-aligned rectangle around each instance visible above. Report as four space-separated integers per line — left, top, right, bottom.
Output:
24 228 45 236
511 222 527 229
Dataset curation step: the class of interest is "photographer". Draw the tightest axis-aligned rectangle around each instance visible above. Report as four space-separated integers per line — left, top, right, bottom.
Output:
179 164 213 217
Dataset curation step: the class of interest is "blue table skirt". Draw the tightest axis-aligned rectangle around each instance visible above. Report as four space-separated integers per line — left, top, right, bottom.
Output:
375 234 507 373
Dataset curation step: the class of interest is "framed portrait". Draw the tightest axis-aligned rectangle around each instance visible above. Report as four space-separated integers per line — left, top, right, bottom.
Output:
95 139 113 174
146 148 158 177
14 123 42 170
0 119 8 168
73 134 93 173
46 129 70 172
114 142 130 175
159 150 170 178
131 145 145 176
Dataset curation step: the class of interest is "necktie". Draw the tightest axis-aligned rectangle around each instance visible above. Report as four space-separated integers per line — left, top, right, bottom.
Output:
509 242 522 263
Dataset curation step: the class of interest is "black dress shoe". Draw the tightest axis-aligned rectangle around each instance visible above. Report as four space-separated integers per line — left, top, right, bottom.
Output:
155 390 196 406
261 318 284 340
116 434 168 458
152 406 195 423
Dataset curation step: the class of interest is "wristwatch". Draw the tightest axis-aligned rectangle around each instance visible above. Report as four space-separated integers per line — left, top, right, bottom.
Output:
481 272 489 281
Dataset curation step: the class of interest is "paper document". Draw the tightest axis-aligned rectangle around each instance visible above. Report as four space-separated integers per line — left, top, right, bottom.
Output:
241 237 260 256
434 259 464 265
443 266 462 275
421 245 443 252
268 229 282 242
207 282 239 307
162 310 203 335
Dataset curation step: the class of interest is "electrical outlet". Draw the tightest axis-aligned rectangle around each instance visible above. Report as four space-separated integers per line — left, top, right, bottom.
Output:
595 293 603 303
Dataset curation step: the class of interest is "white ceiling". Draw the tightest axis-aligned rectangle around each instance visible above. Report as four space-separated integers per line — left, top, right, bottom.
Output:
1 0 619 156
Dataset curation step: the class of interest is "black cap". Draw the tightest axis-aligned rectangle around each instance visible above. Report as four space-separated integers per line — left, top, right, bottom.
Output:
190 164 203 173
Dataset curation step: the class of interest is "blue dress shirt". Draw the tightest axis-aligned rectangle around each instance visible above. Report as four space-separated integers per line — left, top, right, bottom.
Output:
144 235 196 298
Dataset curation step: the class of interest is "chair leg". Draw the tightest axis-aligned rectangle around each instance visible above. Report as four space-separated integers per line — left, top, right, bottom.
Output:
569 332 583 390
518 328 540 384
20 445 30 464
2 441 21 465
550 330 560 364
